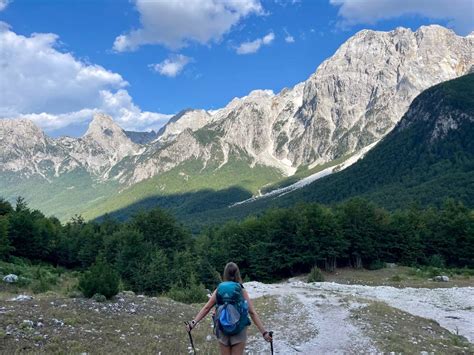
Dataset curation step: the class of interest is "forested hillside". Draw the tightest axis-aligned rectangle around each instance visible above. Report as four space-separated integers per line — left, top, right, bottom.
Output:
1 196 472 300
275 73 474 209
172 73 474 229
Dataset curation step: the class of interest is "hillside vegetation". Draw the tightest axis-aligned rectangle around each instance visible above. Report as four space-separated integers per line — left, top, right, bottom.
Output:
171 74 474 229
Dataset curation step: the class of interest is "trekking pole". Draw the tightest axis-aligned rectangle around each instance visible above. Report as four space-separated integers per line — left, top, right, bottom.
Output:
269 331 274 355
184 321 197 354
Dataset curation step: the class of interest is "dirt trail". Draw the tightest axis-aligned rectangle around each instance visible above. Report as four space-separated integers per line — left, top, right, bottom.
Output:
244 280 474 354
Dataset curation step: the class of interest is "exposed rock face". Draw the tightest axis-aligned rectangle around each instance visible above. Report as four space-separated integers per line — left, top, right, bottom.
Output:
0 119 69 179
0 113 140 180
285 25 473 166
1 25 473 188
156 109 212 143
58 113 141 177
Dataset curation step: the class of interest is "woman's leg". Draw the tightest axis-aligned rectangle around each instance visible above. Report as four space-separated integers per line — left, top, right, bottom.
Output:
219 342 232 355
230 341 246 355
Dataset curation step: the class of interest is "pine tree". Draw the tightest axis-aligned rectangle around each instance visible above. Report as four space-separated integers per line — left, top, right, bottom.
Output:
0 216 13 260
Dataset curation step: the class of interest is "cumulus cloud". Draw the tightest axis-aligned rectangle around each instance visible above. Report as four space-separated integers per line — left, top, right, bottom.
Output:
0 25 171 133
236 32 275 54
0 0 11 11
113 0 264 51
330 0 474 35
150 54 192 77
99 90 172 131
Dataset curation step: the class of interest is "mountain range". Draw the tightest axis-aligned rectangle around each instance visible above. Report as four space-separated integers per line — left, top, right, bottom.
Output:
204 72 473 224
0 25 472 222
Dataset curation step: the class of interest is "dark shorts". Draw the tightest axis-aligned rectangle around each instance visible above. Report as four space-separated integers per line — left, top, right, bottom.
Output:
217 327 247 346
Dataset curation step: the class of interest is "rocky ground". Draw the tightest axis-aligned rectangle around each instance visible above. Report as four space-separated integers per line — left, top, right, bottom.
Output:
245 280 474 354
1 268 473 354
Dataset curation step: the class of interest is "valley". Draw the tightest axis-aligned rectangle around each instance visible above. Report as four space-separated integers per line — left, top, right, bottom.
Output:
1 267 473 354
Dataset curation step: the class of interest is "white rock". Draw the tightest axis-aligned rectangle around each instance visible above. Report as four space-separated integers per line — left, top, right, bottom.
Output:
22 320 34 327
9 294 33 301
3 274 19 283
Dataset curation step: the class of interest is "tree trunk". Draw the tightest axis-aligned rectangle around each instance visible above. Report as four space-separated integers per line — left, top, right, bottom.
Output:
354 254 362 269
325 257 336 272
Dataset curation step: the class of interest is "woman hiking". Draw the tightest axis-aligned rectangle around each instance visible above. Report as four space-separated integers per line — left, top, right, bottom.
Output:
185 262 273 355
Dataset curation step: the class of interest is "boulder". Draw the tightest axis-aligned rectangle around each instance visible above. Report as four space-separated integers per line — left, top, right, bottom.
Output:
434 275 450 282
10 294 33 301
3 274 18 283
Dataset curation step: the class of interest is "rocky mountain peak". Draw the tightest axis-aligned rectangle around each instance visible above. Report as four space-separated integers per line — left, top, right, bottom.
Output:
288 24 473 167
84 113 124 138
0 119 47 148
156 109 212 143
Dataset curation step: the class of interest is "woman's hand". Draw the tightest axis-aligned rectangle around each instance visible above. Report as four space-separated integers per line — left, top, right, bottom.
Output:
262 331 273 342
185 320 196 332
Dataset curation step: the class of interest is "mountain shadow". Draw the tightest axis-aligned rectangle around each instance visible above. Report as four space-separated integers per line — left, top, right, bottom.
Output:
94 186 253 231
96 75 474 231
219 74 474 217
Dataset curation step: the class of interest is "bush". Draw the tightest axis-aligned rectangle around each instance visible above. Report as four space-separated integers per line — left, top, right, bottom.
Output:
167 280 208 304
427 254 446 268
368 260 385 270
391 275 403 282
31 267 59 294
79 257 120 299
307 266 324 283
92 293 107 302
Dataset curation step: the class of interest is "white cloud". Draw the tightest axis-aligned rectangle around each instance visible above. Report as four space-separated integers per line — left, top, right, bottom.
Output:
0 25 171 133
284 29 295 43
236 32 275 54
330 0 474 35
0 0 11 11
150 54 192 77
113 0 264 51
99 90 172 131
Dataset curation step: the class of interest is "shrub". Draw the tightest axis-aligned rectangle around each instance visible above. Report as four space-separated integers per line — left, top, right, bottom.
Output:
167 279 208 304
307 266 324 283
391 275 403 282
79 257 120 299
428 254 446 268
92 293 107 302
368 260 385 270
31 267 58 294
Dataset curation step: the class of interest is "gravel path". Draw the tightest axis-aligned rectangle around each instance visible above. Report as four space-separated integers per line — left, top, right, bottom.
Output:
244 282 377 354
243 280 474 354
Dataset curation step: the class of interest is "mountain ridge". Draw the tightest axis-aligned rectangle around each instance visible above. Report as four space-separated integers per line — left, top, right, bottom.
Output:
1 25 472 221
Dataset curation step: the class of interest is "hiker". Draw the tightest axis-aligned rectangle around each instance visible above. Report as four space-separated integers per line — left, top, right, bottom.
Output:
185 262 273 355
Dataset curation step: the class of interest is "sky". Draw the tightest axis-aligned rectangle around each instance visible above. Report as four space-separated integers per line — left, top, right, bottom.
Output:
0 0 472 137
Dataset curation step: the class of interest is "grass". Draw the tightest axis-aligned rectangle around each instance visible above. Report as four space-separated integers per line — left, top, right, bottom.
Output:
321 265 474 288
352 301 474 353
0 170 119 222
0 259 79 298
83 157 283 221
0 289 280 354
260 152 355 194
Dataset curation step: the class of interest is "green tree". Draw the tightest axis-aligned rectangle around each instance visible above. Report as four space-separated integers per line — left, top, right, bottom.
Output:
79 255 120 299
131 208 191 255
0 198 13 216
0 216 13 260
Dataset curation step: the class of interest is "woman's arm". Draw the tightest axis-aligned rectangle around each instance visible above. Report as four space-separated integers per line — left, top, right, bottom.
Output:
186 290 216 331
243 289 272 342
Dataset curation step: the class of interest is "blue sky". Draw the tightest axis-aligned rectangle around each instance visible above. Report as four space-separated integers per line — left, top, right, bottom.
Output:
0 0 472 136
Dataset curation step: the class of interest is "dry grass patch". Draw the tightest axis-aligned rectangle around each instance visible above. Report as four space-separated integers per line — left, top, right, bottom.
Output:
351 301 474 354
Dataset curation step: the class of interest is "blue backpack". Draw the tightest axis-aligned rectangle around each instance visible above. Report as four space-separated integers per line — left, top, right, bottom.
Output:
214 281 251 336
